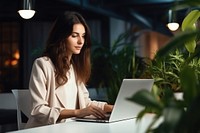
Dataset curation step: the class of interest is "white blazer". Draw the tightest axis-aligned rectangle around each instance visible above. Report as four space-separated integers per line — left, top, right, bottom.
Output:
26 57 106 128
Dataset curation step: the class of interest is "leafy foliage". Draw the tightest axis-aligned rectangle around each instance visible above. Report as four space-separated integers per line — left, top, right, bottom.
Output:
127 8 200 133
90 31 146 104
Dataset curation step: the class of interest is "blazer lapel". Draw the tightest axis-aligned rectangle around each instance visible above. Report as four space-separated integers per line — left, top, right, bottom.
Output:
77 83 86 109
55 76 86 109
55 86 68 108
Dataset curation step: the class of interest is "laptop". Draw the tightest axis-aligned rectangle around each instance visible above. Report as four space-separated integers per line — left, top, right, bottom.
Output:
73 79 154 123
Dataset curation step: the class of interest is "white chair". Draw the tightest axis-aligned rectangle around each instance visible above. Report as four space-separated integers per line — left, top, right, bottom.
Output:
0 93 17 110
0 93 17 132
12 89 31 130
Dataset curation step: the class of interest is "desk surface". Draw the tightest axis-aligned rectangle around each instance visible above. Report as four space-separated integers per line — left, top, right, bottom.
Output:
9 114 160 133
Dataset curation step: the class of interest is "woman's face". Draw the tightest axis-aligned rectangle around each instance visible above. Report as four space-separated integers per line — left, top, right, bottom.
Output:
65 23 85 57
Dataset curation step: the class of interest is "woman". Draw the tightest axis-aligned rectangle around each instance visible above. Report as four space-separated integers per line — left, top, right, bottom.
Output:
26 11 113 128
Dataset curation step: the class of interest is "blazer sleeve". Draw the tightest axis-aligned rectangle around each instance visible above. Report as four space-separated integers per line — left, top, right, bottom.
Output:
29 58 64 125
78 83 107 110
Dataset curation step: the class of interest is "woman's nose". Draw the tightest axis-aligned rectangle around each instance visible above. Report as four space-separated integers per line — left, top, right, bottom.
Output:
78 36 84 44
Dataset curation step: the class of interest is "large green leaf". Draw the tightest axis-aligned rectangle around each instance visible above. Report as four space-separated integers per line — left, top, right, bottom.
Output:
155 30 200 59
182 10 200 53
127 90 163 111
175 94 200 132
182 10 200 31
162 107 183 132
180 66 198 104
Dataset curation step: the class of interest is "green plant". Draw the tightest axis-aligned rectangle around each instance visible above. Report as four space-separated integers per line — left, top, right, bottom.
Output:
127 8 200 133
142 49 185 92
90 31 146 104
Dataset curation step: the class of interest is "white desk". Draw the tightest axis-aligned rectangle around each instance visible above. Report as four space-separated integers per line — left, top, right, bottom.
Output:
8 114 160 133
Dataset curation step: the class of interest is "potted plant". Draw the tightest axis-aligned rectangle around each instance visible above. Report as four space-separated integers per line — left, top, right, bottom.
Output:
127 8 200 133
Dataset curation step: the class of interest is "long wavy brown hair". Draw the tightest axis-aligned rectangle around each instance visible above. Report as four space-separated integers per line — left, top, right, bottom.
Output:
43 11 91 86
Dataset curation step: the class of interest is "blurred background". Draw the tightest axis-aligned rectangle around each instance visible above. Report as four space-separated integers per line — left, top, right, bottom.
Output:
0 0 189 93
0 0 194 132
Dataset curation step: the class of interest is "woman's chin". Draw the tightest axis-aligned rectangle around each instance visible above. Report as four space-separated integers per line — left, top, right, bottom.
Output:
73 51 81 54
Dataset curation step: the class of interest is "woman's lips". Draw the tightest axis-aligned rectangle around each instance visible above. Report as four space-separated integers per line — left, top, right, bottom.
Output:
75 46 82 50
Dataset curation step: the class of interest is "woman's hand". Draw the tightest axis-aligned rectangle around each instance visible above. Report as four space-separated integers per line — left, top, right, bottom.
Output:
75 105 106 119
104 104 113 113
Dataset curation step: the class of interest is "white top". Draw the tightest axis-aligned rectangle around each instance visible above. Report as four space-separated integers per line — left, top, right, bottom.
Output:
64 65 78 109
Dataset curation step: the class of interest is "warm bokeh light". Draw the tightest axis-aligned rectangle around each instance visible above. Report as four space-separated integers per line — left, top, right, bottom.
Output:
4 60 10 66
4 50 20 67
4 59 18 67
13 50 20 59
11 60 18 66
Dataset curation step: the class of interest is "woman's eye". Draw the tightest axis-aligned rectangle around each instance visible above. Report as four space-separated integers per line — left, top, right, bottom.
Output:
71 34 78 37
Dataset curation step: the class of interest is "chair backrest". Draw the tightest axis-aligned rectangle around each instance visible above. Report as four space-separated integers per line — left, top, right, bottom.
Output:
0 93 17 109
12 89 31 130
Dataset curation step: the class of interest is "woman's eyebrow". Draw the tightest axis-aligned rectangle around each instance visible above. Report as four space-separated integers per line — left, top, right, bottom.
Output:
72 32 85 35
72 32 78 34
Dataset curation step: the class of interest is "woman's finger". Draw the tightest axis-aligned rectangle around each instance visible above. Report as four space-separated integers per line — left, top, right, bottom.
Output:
91 106 106 118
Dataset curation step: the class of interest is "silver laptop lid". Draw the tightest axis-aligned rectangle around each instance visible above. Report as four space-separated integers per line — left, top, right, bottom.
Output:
109 79 154 122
